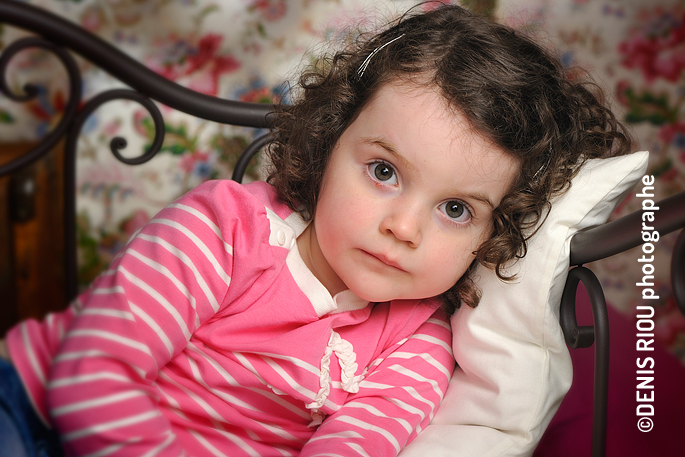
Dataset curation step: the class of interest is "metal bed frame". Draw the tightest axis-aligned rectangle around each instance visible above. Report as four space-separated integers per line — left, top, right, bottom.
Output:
1 1 684 456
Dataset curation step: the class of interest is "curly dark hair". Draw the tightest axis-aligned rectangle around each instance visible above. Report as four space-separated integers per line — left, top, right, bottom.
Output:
265 3 632 314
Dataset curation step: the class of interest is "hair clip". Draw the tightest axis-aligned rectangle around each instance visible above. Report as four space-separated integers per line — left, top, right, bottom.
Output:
357 34 405 78
532 146 553 183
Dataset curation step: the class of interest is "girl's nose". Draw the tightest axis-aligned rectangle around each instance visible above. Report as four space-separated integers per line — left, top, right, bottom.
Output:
380 205 422 247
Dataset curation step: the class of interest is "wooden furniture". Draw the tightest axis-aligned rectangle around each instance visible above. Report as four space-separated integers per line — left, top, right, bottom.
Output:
0 141 66 334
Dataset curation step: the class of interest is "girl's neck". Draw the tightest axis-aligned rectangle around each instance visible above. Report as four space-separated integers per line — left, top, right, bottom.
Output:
297 224 348 298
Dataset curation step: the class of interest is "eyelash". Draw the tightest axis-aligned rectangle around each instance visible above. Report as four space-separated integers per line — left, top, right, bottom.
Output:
365 160 474 227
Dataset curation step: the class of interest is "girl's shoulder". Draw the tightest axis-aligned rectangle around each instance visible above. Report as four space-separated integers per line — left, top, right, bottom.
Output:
182 179 278 205
177 179 294 224
242 180 293 219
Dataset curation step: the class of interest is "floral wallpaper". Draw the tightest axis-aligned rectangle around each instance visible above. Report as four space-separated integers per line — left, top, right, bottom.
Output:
1 0 684 361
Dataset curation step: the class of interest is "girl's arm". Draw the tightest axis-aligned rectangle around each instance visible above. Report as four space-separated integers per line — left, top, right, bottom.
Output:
14 181 264 457
300 311 455 457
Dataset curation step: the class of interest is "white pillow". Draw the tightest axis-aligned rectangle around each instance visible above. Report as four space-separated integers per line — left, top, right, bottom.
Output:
399 150 649 457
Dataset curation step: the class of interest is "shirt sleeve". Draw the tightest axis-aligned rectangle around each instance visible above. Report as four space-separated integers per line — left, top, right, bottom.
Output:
43 180 267 457
299 310 455 457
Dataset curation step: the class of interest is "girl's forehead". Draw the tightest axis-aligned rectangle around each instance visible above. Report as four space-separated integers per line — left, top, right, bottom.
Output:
358 83 507 164
341 82 521 206
363 82 469 136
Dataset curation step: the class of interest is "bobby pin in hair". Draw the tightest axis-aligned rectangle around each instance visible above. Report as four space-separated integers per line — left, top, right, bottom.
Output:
357 34 405 78
532 146 554 183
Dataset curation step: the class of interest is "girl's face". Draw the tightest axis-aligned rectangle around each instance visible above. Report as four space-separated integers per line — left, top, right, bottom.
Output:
297 82 520 303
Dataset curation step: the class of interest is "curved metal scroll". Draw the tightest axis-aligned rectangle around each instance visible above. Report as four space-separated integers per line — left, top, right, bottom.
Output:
0 36 82 176
560 266 609 457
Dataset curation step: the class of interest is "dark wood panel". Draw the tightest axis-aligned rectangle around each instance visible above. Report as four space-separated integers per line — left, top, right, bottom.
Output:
0 163 18 335
0 142 66 334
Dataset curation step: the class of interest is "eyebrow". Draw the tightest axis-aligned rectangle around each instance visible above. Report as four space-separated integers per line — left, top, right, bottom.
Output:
464 192 495 210
362 136 418 172
362 136 497 210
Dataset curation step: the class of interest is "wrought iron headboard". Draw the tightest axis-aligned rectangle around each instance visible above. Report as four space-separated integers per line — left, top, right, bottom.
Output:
1 2 684 456
0 0 273 302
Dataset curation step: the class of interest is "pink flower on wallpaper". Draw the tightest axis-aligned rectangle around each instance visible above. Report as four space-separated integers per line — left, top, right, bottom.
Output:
28 87 63 122
422 1 450 12
250 0 287 22
659 121 685 151
234 76 288 105
179 151 210 174
133 109 150 137
23 85 69 137
618 9 685 83
239 87 281 104
614 80 630 106
146 34 240 95
102 118 123 138
81 5 106 33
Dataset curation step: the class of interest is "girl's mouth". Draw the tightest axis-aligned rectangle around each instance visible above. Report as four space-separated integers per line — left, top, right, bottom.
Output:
361 250 406 272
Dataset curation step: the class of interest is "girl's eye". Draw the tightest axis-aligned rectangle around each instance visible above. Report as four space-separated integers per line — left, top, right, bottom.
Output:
439 200 471 224
368 162 398 185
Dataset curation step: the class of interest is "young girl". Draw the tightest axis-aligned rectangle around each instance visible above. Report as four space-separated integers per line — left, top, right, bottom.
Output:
0 3 630 457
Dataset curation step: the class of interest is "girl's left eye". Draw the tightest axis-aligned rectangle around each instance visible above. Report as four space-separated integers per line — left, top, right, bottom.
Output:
368 162 398 185
439 200 472 224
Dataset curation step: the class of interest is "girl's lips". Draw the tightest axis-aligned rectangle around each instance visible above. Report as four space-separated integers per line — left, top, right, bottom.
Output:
362 250 406 271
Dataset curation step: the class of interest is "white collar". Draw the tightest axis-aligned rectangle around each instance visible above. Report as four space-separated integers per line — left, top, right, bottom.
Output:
286 240 369 317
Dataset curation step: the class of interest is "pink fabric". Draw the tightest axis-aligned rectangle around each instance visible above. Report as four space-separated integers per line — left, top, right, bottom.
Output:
7 180 454 457
534 285 685 456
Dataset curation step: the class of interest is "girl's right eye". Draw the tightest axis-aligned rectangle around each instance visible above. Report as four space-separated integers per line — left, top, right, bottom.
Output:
368 162 398 185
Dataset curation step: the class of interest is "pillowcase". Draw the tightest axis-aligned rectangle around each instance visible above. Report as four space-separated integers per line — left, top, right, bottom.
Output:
399 150 649 457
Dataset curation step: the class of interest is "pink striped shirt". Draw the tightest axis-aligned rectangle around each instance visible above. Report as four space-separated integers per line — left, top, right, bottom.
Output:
7 180 454 457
